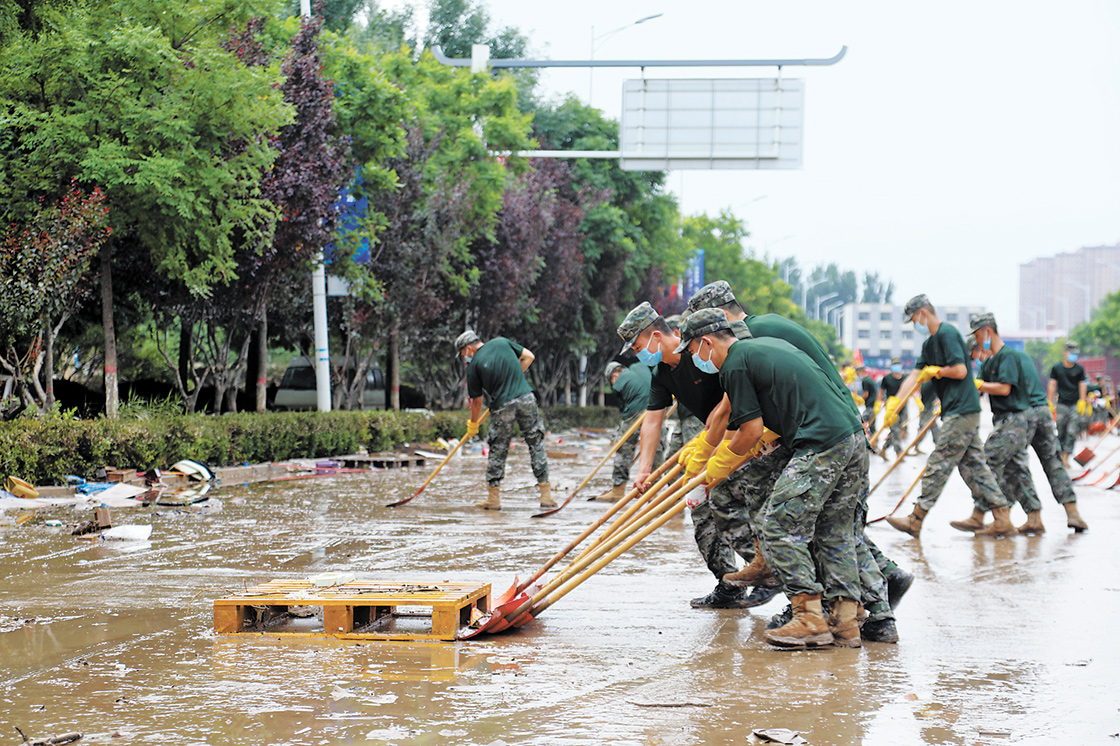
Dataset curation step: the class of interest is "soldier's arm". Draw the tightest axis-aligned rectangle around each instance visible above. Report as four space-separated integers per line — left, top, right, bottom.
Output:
706 395 731 443
893 369 922 406
633 408 667 491
1079 380 1088 402
937 363 968 380
728 417 764 456
1047 378 1057 404
470 396 483 423
518 347 535 372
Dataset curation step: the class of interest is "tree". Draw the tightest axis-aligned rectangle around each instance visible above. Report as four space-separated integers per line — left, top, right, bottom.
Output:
0 183 110 414
0 0 292 417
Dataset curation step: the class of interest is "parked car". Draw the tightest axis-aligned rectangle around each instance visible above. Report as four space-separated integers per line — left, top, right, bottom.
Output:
272 356 386 411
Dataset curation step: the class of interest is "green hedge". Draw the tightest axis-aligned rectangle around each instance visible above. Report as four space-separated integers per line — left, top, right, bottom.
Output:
0 406 617 485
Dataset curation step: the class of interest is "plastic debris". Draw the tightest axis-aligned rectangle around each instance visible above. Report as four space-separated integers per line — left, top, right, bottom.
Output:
100 525 153 541
308 571 356 587
753 729 808 745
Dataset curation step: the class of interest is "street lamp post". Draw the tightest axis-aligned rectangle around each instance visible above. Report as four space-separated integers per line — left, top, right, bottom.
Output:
815 292 839 321
589 13 663 105
802 278 827 315
824 300 845 333
1046 293 1069 332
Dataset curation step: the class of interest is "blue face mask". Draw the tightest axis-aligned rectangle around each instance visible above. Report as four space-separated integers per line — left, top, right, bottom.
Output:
692 341 718 375
891 364 902 374
463 355 472 364
636 335 663 367
1068 352 1079 363
914 322 927 335
982 335 991 351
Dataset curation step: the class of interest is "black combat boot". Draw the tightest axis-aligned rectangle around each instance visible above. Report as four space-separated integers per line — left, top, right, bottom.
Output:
690 582 751 609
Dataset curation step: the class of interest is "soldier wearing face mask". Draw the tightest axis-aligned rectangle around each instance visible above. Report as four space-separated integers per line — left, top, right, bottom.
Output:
883 295 1014 538
1048 341 1088 468
877 358 908 460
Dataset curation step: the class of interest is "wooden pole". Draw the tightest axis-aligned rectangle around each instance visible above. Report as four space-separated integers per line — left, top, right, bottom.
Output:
385 409 490 507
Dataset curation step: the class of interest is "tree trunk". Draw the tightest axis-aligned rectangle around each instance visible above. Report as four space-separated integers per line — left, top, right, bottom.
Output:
43 315 54 410
179 318 192 402
100 242 118 419
389 322 400 411
255 304 268 413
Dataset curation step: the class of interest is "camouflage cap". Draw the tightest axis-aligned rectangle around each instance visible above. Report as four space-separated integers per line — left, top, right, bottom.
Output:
903 294 931 319
890 357 901 366
664 314 683 331
454 329 480 353
686 280 737 313
617 302 660 354
604 361 624 381
969 312 997 333
967 336 978 354
673 308 731 353
1065 340 1080 351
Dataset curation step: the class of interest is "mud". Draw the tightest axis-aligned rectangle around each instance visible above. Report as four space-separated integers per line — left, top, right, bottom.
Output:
2 424 1119 745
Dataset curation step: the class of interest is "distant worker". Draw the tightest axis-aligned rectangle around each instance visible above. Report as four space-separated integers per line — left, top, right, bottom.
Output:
857 364 877 428
884 295 1014 538
968 314 1088 533
596 361 651 502
1048 341 1087 468
457 330 555 511
877 358 907 460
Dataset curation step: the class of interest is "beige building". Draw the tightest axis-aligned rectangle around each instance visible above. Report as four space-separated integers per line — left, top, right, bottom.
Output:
838 302 986 369
1019 243 1120 332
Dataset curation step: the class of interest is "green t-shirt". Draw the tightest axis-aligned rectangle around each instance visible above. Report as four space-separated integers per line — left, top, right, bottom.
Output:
465 337 533 409
861 376 877 401
1049 362 1086 405
880 374 904 399
979 346 1030 415
1011 349 1048 408
720 337 863 455
743 313 859 420
916 323 981 416
647 353 725 422
613 363 652 420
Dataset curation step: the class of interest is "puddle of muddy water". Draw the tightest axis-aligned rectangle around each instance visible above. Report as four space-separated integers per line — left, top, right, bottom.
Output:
2 426 1120 745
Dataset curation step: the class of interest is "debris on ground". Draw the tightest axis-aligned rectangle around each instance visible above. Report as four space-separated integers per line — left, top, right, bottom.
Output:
752 728 808 745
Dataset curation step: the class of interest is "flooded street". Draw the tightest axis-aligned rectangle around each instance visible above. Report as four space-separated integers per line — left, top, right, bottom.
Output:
3 425 1119 745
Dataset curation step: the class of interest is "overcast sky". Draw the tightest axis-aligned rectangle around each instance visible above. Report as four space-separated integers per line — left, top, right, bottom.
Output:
387 0 1120 327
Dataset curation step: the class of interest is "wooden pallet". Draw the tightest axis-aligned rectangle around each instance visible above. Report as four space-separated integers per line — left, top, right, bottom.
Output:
337 453 427 469
214 579 491 641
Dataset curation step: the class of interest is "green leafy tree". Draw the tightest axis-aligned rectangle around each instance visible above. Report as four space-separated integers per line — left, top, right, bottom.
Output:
0 0 292 417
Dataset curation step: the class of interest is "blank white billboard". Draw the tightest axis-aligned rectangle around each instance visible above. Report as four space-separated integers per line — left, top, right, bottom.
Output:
619 78 804 171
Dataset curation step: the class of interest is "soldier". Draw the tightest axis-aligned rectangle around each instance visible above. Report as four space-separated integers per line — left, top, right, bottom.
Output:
677 308 869 648
884 295 1015 537
877 358 907 460
685 281 904 644
964 315 1088 533
457 330 555 511
618 302 778 610
1048 341 1087 468
857 364 878 428
595 361 651 502
661 314 704 460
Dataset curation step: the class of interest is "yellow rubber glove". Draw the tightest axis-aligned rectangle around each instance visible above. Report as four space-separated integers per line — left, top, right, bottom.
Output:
873 399 882 415
884 396 901 427
974 378 984 391
915 397 925 413
465 419 480 439
678 430 706 465
853 393 865 408
917 365 942 384
705 441 749 484
1048 401 1057 420
685 437 717 481
842 366 856 385
747 428 781 458
1077 399 1088 416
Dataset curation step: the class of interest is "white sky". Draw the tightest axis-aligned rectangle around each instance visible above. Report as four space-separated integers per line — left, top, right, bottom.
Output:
387 0 1120 327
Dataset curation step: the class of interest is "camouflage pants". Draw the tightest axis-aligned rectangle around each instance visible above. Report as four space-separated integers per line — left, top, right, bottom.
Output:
1025 404 1076 506
886 403 908 454
665 411 703 465
692 499 740 580
712 444 795 562
612 412 642 487
917 412 1008 513
758 433 868 601
855 500 893 623
862 403 877 430
984 411 1038 512
486 392 549 487
917 403 940 448
1055 402 1078 456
